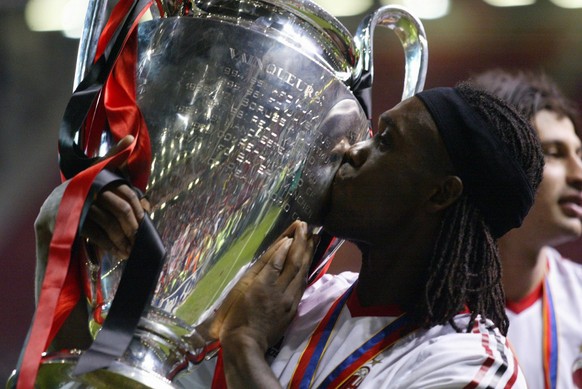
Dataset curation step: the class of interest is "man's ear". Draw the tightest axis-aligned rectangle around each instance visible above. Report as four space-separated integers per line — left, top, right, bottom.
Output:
425 175 463 213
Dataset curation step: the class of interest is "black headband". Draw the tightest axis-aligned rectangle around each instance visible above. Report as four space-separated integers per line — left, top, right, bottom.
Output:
415 87 535 238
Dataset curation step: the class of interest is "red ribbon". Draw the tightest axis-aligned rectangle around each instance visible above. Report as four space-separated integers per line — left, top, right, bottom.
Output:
16 1 152 387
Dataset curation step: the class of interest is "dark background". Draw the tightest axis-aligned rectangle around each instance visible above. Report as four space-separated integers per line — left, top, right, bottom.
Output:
1 0 581 382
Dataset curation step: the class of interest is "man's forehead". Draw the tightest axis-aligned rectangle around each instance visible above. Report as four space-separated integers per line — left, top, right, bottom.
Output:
535 110 581 146
379 97 429 126
378 99 441 148
378 111 396 129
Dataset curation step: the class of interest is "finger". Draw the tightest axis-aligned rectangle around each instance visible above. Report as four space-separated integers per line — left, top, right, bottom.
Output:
140 197 151 213
285 236 314 312
268 237 293 273
254 238 293 285
109 184 145 222
81 213 130 258
278 220 302 239
277 222 314 288
83 204 132 256
286 239 313 294
250 220 302 275
97 188 142 240
250 220 302 277
100 136 135 177
246 236 292 279
235 221 304 287
208 235 289 338
102 135 134 160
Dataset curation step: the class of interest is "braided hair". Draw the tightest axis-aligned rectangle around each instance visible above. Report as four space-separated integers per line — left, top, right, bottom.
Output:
419 82 544 335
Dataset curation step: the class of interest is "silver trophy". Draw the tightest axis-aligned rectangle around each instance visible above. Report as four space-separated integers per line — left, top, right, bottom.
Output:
31 0 428 387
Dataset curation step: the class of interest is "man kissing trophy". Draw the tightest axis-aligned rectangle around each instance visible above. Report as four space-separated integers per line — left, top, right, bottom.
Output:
12 0 428 387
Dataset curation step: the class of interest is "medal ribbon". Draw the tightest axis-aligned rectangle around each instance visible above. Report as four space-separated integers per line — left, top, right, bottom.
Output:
320 314 413 388
542 276 558 389
289 285 416 389
289 285 353 389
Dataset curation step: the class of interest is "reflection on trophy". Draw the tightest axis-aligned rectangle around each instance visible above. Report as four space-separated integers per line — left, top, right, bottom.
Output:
26 0 428 387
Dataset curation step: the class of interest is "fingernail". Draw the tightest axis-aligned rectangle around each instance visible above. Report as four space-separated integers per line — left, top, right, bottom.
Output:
272 238 292 269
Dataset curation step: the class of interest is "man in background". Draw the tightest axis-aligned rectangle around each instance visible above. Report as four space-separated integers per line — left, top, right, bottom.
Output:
473 69 582 389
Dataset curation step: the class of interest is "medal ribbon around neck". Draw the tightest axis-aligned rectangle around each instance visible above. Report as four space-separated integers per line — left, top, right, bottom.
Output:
288 285 417 389
542 276 558 389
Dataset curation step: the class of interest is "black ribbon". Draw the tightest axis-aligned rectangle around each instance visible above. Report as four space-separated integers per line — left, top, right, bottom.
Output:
73 170 166 376
57 0 166 377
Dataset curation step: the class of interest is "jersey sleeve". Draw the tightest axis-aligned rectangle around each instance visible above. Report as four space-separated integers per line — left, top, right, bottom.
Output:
388 322 527 389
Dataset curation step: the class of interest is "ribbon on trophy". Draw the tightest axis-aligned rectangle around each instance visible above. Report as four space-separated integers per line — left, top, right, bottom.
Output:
14 0 164 387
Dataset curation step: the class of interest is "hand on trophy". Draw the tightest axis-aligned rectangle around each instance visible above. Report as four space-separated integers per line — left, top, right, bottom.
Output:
81 184 144 259
32 135 151 353
201 220 316 388
36 135 149 256
79 135 151 259
209 221 316 352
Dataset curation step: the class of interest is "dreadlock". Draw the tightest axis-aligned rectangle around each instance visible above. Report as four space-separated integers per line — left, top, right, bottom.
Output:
420 82 544 336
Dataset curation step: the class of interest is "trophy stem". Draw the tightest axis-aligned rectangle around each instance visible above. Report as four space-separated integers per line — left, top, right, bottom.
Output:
74 0 109 89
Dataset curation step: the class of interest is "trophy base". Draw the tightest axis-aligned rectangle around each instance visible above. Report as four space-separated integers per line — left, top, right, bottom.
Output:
12 350 178 389
8 316 213 389
3 314 215 388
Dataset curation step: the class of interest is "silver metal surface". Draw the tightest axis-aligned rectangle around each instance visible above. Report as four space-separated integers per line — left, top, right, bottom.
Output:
38 1 429 387
137 13 367 316
74 0 108 89
354 4 428 99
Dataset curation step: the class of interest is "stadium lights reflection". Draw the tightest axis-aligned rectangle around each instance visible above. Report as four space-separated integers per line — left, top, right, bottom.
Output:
482 0 535 6
25 0 582 39
311 0 374 16
379 0 449 20
549 0 582 8
30 0 373 38
25 0 87 38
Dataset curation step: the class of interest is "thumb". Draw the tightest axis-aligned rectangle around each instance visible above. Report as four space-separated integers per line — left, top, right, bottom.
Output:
100 135 135 176
102 135 135 160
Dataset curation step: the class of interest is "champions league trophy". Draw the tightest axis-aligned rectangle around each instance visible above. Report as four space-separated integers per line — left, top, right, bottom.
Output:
29 0 428 387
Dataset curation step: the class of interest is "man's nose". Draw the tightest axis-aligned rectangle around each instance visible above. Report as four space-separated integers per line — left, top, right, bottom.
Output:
344 140 370 168
331 138 351 155
567 154 582 190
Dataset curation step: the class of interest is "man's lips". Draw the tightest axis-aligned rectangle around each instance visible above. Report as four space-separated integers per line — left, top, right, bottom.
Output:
559 193 582 219
333 163 353 182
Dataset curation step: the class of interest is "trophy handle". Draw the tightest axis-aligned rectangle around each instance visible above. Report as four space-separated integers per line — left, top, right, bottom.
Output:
353 5 428 101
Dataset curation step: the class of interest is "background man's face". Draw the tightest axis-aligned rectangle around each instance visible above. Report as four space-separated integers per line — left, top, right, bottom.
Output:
523 109 582 245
